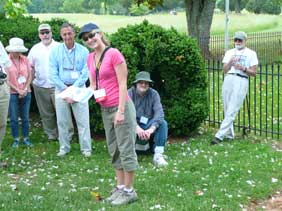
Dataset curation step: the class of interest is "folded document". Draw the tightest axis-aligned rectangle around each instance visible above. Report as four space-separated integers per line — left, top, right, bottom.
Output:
57 86 94 103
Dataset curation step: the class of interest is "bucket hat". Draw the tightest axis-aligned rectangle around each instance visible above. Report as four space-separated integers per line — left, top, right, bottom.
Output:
5 37 28 53
133 71 153 84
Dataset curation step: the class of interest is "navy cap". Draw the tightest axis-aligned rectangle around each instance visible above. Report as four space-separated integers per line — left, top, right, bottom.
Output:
78 23 100 39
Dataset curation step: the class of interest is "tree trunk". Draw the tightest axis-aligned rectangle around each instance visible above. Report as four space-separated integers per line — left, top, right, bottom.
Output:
185 0 216 59
235 0 241 13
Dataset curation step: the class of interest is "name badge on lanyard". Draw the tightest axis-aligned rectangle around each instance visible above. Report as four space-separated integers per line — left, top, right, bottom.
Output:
140 116 148 125
18 76 26 84
93 88 107 102
70 71 79 79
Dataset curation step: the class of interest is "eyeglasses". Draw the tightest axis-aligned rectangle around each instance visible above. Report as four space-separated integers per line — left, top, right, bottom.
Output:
234 38 243 42
40 31 50 35
82 32 98 42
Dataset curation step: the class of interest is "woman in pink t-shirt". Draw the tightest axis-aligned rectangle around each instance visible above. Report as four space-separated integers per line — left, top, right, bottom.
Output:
79 23 138 206
5 38 33 148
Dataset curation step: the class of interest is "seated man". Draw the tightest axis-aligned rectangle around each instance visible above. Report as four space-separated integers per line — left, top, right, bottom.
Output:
128 71 168 167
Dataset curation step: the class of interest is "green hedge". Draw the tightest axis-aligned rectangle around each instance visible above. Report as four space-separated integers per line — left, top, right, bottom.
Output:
110 20 208 135
0 16 208 136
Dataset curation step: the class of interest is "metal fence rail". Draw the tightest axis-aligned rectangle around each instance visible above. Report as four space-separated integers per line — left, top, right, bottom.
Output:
200 32 282 64
206 60 282 139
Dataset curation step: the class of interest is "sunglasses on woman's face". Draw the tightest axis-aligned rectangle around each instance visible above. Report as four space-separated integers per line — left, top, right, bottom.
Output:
82 32 98 42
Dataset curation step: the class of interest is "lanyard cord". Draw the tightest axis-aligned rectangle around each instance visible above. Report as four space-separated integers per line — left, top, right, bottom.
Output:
63 46 76 70
94 47 110 90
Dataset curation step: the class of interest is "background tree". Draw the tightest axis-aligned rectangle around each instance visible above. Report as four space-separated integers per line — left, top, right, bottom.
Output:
246 0 281 14
2 0 30 18
61 0 86 13
136 0 217 58
217 0 248 13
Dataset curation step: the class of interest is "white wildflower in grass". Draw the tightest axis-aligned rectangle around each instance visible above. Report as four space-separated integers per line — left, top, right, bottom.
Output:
212 204 218 209
33 195 43 200
149 204 162 210
69 188 77 193
10 184 17 191
41 186 46 191
247 170 252 174
86 169 93 173
52 165 59 169
209 158 213 165
195 190 204 196
271 178 278 183
246 180 256 187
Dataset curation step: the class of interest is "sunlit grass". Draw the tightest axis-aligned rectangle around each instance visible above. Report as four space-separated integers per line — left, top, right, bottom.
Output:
32 12 282 35
1 121 282 210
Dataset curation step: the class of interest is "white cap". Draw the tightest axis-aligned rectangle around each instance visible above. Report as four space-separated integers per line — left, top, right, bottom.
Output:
38 23 51 32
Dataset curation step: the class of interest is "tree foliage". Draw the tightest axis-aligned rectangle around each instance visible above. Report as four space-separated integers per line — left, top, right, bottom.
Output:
246 0 281 14
2 0 30 18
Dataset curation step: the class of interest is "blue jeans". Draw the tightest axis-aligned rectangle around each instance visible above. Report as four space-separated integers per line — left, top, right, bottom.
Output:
9 93 31 139
138 119 168 151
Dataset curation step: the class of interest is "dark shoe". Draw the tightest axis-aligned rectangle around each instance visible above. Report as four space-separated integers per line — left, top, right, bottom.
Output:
211 137 223 145
0 161 8 169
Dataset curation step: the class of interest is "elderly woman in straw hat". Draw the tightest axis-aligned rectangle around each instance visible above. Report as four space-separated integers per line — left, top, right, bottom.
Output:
5 37 33 148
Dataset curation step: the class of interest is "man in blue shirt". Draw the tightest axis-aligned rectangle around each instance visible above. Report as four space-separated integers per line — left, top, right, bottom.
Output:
128 71 168 167
49 22 92 157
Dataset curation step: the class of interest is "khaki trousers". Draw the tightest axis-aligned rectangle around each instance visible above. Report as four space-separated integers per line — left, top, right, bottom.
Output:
33 84 58 139
0 83 10 150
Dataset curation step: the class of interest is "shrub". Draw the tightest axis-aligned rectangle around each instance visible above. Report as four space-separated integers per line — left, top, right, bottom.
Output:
129 3 150 16
110 20 208 135
0 16 81 113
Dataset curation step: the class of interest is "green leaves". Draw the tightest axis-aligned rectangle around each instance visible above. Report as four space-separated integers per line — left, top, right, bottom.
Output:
3 0 30 18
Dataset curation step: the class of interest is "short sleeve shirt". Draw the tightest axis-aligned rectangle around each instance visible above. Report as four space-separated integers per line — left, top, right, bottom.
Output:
87 48 129 107
223 47 258 76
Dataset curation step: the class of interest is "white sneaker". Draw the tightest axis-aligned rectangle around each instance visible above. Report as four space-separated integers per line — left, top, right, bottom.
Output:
57 150 68 157
106 187 123 202
111 189 138 205
82 151 91 157
153 153 168 167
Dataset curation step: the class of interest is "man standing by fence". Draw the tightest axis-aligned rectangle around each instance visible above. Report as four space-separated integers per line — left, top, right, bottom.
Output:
211 31 258 145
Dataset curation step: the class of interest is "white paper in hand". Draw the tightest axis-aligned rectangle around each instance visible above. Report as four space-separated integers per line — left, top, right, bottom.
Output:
57 86 94 103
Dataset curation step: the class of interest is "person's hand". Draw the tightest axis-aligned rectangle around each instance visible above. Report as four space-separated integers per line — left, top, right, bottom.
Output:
136 125 147 140
144 127 156 140
18 89 27 98
233 62 244 71
114 112 125 126
64 97 76 104
229 56 238 65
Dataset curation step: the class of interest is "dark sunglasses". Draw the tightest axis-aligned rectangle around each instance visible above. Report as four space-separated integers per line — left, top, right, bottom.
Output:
234 38 243 42
40 31 50 35
82 32 98 42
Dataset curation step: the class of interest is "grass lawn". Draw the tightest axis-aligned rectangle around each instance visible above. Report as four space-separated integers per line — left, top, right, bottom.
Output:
32 12 282 35
1 120 282 210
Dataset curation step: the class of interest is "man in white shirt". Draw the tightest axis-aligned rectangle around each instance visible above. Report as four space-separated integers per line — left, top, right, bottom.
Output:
28 24 60 141
212 31 258 144
0 40 11 168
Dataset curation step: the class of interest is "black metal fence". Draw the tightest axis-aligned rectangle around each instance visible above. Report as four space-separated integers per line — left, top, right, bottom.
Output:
200 32 282 64
206 60 282 139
